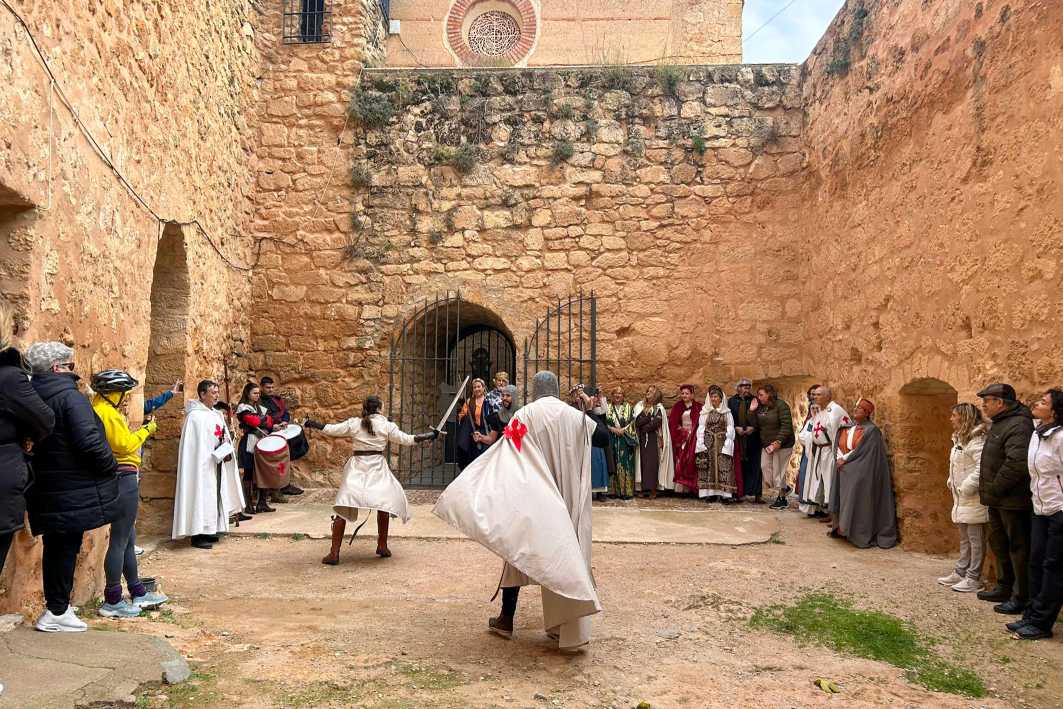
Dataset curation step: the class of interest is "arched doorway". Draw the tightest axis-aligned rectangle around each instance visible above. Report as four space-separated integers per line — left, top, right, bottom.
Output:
139 224 191 528
388 292 516 488
889 377 958 553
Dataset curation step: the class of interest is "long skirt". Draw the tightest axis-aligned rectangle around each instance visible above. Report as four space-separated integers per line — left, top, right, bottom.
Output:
696 448 737 498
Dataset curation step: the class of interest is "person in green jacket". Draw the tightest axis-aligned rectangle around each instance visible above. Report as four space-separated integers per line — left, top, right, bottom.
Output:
754 384 795 510
90 370 169 618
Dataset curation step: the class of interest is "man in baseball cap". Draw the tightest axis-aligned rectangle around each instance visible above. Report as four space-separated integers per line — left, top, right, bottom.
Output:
975 382 1034 615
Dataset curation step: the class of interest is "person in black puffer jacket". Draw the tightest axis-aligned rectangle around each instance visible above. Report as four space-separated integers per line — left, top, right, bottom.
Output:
0 305 55 577
24 341 119 633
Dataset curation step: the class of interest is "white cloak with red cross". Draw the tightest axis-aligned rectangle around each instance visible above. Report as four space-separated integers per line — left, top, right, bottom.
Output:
433 395 601 650
797 401 851 514
172 399 245 539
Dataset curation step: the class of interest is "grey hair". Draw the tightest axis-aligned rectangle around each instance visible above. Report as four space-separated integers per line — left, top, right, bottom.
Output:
531 371 560 401
26 341 74 374
815 384 833 398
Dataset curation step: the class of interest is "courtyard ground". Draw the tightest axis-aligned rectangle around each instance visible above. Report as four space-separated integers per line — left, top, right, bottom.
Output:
75 495 1063 708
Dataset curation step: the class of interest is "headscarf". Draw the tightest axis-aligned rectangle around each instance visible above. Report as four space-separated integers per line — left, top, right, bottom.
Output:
26 341 74 374
531 371 559 401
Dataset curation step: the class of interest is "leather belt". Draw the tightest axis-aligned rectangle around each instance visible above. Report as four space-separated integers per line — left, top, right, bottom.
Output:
352 450 383 457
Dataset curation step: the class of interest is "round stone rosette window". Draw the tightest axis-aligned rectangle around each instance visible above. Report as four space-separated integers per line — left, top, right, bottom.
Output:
445 0 538 66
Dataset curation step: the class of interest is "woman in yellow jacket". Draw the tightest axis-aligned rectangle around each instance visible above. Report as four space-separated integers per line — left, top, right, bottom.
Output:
90 370 168 618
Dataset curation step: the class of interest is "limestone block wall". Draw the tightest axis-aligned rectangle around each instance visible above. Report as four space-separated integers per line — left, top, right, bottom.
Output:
798 0 1063 552
0 1 260 613
249 62 807 474
384 0 744 67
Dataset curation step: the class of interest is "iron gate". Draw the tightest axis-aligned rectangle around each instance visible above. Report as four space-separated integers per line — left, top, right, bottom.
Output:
387 292 516 488
522 291 597 404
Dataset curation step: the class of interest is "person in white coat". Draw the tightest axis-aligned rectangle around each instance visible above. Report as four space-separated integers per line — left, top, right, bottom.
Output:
172 380 245 549
938 403 988 592
305 395 437 565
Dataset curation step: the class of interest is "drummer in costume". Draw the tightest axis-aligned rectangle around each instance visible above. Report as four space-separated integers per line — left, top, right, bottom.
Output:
235 382 283 514
260 376 304 497
305 395 438 565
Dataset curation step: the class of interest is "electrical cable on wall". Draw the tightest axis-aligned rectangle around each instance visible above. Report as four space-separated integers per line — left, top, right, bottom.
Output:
0 0 343 273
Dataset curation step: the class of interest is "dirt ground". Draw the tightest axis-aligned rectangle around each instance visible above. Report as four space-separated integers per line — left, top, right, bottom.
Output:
111 496 1062 709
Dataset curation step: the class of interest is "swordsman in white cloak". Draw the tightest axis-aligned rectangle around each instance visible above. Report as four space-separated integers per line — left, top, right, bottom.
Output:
797 384 851 520
172 380 245 549
305 395 438 565
433 371 608 652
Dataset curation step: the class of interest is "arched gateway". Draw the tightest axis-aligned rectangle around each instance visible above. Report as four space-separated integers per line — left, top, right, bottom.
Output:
387 291 597 488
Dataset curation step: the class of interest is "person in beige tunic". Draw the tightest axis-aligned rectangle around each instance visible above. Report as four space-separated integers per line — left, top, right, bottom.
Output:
305 396 437 565
433 371 607 652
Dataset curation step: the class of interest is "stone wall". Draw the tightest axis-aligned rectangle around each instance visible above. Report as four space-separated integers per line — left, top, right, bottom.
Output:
797 0 1063 552
249 63 807 472
384 0 744 67
0 0 260 614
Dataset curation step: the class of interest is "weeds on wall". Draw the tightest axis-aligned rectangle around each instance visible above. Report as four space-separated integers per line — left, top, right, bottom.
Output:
826 1 870 77
350 163 371 188
656 64 683 97
348 89 394 128
551 140 575 165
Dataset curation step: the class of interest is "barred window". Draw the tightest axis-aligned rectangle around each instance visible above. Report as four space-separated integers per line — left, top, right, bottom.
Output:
283 0 332 44
467 11 521 56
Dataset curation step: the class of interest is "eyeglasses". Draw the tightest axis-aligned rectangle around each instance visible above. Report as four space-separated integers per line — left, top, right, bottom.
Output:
57 362 75 372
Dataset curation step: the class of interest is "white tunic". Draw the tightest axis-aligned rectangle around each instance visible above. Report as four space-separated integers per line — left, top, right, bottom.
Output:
172 400 245 539
433 396 601 651
797 402 851 514
319 414 415 523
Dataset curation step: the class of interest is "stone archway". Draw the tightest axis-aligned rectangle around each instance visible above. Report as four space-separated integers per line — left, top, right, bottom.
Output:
889 377 959 553
138 224 191 530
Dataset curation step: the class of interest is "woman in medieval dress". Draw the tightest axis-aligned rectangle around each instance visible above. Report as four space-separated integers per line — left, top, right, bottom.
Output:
694 385 737 501
305 395 438 565
606 387 638 500
634 386 673 498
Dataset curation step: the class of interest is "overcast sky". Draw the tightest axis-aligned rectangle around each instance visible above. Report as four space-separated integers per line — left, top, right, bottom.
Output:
743 0 848 64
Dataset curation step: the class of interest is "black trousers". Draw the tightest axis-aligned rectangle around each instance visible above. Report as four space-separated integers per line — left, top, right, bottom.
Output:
987 507 1032 603
0 530 13 574
1025 511 1063 630
42 530 84 616
501 586 520 617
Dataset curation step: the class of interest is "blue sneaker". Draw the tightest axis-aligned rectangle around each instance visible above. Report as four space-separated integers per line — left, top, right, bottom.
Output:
131 591 169 610
98 600 141 618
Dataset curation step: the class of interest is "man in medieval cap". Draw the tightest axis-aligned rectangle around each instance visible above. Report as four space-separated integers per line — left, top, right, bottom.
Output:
433 371 608 652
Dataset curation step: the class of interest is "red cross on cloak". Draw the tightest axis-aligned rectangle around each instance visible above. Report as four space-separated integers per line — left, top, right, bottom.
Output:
278 462 286 475
503 417 528 452
214 424 223 440
812 421 824 437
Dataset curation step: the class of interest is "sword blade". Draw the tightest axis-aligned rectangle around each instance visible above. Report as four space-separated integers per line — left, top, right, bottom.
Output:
434 375 470 433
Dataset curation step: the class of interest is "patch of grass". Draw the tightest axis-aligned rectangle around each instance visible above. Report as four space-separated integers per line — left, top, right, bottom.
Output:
750 593 986 698
601 65 634 92
551 140 575 165
140 670 220 708
691 134 706 155
279 680 361 707
255 532 273 540
656 64 683 97
554 102 576 120
452 144 479 174
393 662 465 690
290 533 308 542
348 89 394 129
768 531 784 544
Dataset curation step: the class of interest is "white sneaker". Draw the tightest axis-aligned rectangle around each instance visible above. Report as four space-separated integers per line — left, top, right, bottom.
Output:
131 591 169 610
134 545 144 556
937 572 963 586
35 606 88 632
952 577 983 593
98 600 142 618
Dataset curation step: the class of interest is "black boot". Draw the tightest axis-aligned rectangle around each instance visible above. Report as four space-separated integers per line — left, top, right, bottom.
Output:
190 535 213 549
255 489 275 513
977 584 1012 602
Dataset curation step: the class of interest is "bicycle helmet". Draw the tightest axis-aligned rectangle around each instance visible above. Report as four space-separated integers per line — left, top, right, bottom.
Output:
90 369 139 394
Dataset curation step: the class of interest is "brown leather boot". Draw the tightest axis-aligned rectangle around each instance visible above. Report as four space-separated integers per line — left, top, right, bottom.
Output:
322 516 345 565
375 511 391 558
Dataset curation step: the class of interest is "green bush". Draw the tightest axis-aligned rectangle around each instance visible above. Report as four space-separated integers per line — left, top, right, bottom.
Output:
452 144 479 174
349 89 393 128
656 64 683 97
551 140 575 165
350 163 371 187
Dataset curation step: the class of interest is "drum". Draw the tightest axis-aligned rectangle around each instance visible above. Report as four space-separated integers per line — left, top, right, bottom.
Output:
276 423 310 461
254 434 290 489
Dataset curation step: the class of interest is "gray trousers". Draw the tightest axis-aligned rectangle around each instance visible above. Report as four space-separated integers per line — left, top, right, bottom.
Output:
104 473 141 591
954 522 985 581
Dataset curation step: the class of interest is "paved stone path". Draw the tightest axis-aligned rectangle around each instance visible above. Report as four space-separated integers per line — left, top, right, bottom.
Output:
228 501 779 545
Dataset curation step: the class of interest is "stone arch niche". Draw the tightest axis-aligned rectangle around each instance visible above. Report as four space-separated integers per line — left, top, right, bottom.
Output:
387 293 516 488
888 377 959 553
0 182 36 320
138 223 191 531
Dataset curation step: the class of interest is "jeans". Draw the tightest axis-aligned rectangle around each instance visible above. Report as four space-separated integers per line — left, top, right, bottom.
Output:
42 530 84 615
104 473 141 596
1025 511 1063 630
0 530 13 574
954 522 985 580
987 507 1032 603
